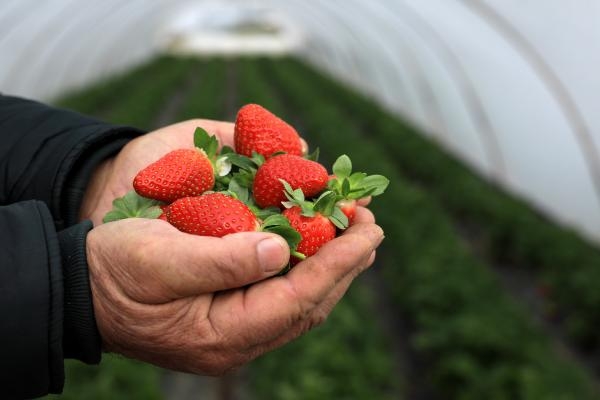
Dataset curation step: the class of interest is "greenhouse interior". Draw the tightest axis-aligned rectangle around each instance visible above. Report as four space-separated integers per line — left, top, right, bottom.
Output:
2 0 600 399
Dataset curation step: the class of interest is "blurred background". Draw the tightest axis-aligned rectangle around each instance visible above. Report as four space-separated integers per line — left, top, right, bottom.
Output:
3 0 600 399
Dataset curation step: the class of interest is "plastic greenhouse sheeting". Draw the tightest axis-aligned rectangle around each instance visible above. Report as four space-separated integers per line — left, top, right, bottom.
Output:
2 0 600 243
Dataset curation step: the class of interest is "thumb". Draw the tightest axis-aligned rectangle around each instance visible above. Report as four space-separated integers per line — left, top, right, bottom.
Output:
125 223 290 302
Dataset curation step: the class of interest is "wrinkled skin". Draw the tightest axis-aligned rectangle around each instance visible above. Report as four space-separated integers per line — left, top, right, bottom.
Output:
80 119 383 375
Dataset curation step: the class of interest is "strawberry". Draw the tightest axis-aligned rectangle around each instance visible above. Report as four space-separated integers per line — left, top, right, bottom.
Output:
281 182 349 265
133 148 214 203
253 154 328 208
328 155 389 224
132 127 233 202
167 193 259 237
283 206 336 262
336 199 357 224
166 192 304 260
234 104 303 158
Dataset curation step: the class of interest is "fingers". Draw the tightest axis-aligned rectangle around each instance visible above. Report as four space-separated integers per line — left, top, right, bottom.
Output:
91 220 290 303
235 222 384 343
357 196 372 207
352 206 375 225
301 138 309 155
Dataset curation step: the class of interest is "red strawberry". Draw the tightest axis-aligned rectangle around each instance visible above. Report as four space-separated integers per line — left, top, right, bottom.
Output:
166 193 259 237
337 199 357 224
280 184 349 265
234 104 303 158
133 148 215 203
253 154 328 208
283 206 336 264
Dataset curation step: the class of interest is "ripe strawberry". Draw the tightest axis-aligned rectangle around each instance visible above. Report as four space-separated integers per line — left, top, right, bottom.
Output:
337 199 357 224
253 154 328 208
133 148 214 203
283 206 336 263
281 183 349 265
167 193 259 237
234 104 303 158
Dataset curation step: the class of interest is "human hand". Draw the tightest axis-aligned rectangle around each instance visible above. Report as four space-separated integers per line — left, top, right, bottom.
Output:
87 206 382 374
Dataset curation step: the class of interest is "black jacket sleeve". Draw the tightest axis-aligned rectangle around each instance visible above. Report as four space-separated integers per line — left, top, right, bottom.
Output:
0 95 144 398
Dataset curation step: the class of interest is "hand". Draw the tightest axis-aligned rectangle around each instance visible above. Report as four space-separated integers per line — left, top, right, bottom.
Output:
87 206 383 374
79 119 238 226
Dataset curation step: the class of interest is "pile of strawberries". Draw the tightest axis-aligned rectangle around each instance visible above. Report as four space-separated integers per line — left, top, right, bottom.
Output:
104 104 388 267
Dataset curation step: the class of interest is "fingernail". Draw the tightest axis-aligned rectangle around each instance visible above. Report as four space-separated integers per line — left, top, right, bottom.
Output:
257 236 289 274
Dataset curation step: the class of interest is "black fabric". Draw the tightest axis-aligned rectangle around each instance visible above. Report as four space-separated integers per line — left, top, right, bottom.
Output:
58 221 101 364
0 95 144 398
0 201 63 399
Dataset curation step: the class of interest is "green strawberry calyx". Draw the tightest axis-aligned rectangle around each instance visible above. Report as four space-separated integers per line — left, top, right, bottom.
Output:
193 127 232 179
280 180 348 230
103 190 163 223
328 154 389 201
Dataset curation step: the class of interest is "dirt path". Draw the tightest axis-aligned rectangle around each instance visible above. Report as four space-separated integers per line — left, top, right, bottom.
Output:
362 267 440 400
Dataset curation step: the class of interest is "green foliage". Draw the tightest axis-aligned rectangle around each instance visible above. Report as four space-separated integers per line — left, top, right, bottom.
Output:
44 356 162 400
103 191 163 223
248 281 402 400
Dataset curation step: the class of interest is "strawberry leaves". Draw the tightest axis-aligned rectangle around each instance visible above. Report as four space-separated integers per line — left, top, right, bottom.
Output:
103 191 163 223
281 180 349 229
260 214 305 260
329 154 389 200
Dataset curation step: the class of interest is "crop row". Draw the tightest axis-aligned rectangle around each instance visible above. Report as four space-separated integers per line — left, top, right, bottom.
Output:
272 58 600 350
252 57 598 399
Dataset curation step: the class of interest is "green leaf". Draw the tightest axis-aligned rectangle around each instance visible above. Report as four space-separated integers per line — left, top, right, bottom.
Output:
332 154 352 179
260 215 303 253
361 175 390 197
348 186 377 200
225 153 258 171
251 152 265 167
341 178 351 197
194 127 219 159
348 172 367 186
253 206 281 220
102 191 163 223
313 191 337 216
329 207 349 229
232 170 255 188
228 179 250 203
220 145 235 154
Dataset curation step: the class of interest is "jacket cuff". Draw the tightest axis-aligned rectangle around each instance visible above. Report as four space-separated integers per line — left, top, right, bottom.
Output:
61 135 133 227
58 221 102 364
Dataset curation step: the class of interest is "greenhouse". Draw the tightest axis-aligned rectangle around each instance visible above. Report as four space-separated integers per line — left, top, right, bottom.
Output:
2 1 600 399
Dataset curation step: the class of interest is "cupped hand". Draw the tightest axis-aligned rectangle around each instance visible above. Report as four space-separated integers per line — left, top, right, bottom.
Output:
80 119 237 226
88 206 382 374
